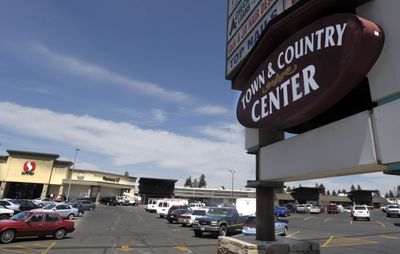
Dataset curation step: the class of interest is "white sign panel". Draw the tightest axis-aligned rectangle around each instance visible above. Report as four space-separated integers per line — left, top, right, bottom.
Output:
226 0 283 77
227 0 261 42
228 0 242 16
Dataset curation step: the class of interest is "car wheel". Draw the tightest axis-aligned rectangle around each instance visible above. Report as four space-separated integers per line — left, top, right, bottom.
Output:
0 229 15 244
89 207 94 211
54 228 66 240
219 225 227 236
281 227 288 236
168 220 172 224
367 217 371 221
78 212 83 217
0 214 9 220
67 213 74 220
353 217 356 221
387 214 391 217
194 230 203 237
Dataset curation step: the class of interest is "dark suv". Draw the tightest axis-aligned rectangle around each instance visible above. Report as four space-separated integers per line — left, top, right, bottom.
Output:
100 197 117 206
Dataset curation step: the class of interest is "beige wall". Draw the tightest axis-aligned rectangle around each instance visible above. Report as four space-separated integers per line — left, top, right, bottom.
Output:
0 161 6 180
2 157 54 184
99 187 121 197
49 165 69 185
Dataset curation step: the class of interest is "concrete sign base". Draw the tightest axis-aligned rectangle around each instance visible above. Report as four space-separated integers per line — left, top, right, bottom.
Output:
218 235 320 254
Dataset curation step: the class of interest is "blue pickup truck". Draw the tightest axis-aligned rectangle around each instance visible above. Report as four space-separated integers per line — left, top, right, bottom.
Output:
192 207 247 237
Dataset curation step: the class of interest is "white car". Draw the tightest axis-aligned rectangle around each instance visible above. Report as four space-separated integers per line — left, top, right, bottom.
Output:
0 200 20 212
32 198 54 207
352 205 370 221
309 205 322 214
32 203 79 220
386 205 400 217
0 205 14 220
178 208 209 227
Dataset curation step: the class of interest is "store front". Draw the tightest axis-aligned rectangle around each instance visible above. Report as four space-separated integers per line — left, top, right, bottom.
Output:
0 150 137 201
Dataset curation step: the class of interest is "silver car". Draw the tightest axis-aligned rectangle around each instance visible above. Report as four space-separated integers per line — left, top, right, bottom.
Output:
0 200 20 212
32 203 79 220
32 198 54 207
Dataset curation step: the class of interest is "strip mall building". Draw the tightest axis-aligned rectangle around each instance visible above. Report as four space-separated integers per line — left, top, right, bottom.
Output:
0 150 136 200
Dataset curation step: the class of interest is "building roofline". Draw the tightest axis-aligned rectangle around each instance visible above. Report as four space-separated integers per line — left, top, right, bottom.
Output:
7 150 60 160
139 177 177 183
74 168 137 181
53 160 73 167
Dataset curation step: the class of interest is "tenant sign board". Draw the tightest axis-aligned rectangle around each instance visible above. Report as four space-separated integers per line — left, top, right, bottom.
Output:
226 0 284 79
236 14 384 129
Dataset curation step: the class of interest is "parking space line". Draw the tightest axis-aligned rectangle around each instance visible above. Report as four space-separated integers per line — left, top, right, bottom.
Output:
380 235 400 240
376 221 386 228
303 216 312 221
174 245 190 252
286 230 300 238
41 241 56 254
0 247 32 254
324 218 333 223
321 235 334 248
321 236 378 248
350 220 353 225
115 245 133 252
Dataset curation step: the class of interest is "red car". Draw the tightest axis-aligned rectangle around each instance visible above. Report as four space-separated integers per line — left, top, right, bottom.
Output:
0 211 75 244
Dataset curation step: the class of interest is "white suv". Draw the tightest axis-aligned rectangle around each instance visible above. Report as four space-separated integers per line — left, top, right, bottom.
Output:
352 205 370 221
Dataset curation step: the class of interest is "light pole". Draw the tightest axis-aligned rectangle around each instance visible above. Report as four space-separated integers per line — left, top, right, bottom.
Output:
66 148 80 202
228 169 236 203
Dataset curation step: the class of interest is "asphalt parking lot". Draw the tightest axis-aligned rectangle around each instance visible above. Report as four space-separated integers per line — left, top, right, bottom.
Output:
287 210 400 254
0 206 399 254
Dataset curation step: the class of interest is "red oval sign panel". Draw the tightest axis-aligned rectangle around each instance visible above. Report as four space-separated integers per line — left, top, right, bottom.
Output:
236 13 384 129
23 161 36 172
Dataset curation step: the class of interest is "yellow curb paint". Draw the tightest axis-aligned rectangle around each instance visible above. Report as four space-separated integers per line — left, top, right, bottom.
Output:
376 221 386 228
321 235 334 248
286 231 300 238
174 246 190 252
116 245 133 251
324 218 333 222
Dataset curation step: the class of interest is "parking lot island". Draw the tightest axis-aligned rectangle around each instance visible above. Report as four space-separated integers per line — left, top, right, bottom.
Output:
218 235 320 254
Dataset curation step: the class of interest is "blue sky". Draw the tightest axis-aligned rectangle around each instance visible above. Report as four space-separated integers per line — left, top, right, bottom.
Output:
0 1 397 195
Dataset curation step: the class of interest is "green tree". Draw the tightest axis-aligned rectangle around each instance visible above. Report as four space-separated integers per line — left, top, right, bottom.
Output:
388 190 395 198
397 186 400 197
124 171 129 177
357 185 362 191
184 176 192 187
385 193 389 198
274 188 284 193
319 183 326 195
350 184 356 192
286 186 292 193
342 189 347 194
192 178 199 188
337 190 342 194
198 174 207 188
326 190 331 195
332 190 337 196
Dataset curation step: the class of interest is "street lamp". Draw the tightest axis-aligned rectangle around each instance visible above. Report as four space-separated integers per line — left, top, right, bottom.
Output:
228 169 236 203
66 148 80 202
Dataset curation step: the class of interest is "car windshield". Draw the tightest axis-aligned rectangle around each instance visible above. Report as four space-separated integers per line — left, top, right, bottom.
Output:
11 212 31 221
208 208 230 216
354 206 367 210
43 204 56 209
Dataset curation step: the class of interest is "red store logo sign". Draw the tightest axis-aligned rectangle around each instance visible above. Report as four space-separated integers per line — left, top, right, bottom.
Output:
22 161 36 175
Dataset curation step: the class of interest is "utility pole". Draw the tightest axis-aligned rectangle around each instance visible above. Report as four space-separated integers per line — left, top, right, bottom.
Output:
228 169 236 203
66 148 80 202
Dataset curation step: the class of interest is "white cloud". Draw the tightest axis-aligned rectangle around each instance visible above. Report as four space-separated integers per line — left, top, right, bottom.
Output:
193 105 229 115
31 43 192 104
151 108 167 123
0 102 254 188
197 122 244 144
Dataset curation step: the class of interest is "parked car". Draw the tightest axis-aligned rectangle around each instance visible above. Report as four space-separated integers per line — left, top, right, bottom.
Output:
32 204 79 220
189 203 205 210
178 208 209 227
166 209 190 224
0 205 14 220
0 211 74 244
385 205 400 217
69 200 96 211
100 197 117 206
296 204 307 213
192 207 247 237
156 201 188 218
69 203 85 217
11 200 37 211
242 216 288 236
352 205 370 221
326 204 340 214
52 194 66 202
0 200 20 213
281 204 296 213
32 198 54 207
309 205 322 214
274 206 290 217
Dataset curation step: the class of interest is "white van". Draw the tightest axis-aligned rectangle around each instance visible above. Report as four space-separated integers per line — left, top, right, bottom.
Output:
146 198 164 213
156 199 188 218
